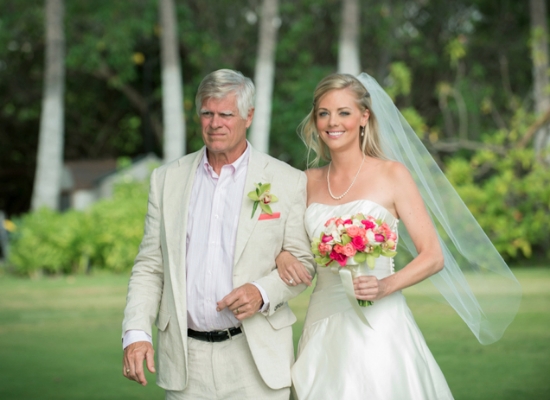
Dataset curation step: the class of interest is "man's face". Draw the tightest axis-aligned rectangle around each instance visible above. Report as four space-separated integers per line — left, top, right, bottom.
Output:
200 94 253 160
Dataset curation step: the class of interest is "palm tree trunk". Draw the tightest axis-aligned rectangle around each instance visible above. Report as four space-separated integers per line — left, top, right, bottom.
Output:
159 0 185 163
31 0 65 211
338 0 361 75
249 0 279 154
530 0 550 160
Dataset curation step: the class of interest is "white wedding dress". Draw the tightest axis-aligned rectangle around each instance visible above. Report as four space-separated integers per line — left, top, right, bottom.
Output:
292 200 454 400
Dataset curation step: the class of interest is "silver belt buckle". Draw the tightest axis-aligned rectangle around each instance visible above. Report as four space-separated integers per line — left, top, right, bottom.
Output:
224 328 232 340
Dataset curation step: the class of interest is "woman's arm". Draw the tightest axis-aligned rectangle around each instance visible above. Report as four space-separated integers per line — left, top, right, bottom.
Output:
354 162 444 302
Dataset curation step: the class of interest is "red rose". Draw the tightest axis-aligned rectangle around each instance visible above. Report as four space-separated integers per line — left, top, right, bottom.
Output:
362 219 375 230
351 236 366 251
329 250 347 266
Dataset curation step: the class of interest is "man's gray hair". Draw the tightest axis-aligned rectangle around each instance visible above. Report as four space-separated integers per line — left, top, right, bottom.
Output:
195 69 255 119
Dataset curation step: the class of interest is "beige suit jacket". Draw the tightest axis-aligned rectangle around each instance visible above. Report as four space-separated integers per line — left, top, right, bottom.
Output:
122 146 315 391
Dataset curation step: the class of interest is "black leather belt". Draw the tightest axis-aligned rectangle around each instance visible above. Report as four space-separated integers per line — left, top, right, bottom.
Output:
187 327 242 342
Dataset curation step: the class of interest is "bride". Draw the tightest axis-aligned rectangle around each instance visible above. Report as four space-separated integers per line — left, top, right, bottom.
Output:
275 73 521 399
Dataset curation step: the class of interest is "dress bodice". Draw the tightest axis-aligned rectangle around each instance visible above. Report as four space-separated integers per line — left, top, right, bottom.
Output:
305 199 399 291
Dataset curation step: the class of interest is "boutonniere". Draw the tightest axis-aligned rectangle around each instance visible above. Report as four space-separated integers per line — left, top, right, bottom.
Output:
247 182 279 218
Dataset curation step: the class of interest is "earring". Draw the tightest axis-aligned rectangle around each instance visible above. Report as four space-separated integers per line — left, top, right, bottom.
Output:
360 126 365 137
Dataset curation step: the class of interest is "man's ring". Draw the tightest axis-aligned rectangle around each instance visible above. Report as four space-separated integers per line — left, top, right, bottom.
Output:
126 369 130 373
235 308 240 314
288 278 294 285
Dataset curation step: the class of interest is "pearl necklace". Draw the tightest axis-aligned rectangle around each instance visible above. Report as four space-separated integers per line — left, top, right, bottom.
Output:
327 155 365 200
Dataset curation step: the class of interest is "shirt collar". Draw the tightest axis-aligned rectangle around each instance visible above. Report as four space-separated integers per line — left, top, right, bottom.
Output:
201 141 251 181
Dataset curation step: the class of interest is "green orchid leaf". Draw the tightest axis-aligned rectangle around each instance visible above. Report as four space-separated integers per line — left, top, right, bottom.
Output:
270 194 279 203
342 234 351 245
366 254 376 269
259 203 273 215
354 252 367 263
247 192 260 201
258 183 271 195
311 240 321 255
250 201 259 218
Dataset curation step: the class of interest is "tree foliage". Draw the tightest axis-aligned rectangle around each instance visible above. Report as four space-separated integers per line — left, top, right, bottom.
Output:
1 0 548 263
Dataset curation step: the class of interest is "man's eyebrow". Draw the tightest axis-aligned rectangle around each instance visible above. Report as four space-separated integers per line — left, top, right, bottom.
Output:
199 109 234 114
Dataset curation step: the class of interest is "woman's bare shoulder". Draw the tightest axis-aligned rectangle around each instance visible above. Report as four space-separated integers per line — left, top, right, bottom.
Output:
305 166 327 181
372 159 411 181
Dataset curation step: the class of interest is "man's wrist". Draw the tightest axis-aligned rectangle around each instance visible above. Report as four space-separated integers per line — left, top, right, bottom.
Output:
252 282 270 313
123 330 152 350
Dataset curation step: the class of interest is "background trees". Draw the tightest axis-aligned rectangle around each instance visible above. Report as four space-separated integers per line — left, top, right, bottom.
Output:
1 0 549 265
249 0 280 153
159 0 186 163
31 0 65 211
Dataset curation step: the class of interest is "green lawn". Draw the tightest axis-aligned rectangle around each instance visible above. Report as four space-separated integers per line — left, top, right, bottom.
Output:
0 268 548 400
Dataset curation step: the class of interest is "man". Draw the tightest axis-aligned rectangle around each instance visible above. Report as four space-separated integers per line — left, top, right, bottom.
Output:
122 69 314 399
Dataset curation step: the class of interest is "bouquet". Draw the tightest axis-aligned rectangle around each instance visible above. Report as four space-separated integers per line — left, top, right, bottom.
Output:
311 213 398 306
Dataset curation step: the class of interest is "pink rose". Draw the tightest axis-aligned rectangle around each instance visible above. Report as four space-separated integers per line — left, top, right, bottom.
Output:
330 250 347 266
343 219 353 225
346 225 359 237
346 225 361 238
362 219 375 230
341 243 357 257
322 234 333 243
351 236 366 251
318 242 332 256
333 244 345 254
335 218 345 227
375 233 385 242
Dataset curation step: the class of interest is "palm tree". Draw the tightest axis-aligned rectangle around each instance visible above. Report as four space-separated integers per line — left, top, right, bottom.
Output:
338 0 361 75
249 0 279 154
159 0 186 163
530 0 550 161
31 0 65 210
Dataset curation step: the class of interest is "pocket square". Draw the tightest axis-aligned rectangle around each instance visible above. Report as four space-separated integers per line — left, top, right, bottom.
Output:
258 212 280 221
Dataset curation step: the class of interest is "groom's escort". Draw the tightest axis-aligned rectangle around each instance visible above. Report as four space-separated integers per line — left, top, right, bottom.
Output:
122 69 315 400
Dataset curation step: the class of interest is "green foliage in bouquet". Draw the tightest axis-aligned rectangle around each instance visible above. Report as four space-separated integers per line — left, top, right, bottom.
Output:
8 180 149 276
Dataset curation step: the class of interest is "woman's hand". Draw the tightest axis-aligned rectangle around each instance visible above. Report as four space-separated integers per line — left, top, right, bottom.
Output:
276 251 313 286
353 276 389 302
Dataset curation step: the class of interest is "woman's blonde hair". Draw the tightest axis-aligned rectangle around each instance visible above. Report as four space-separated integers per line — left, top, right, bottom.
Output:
299 73 386 166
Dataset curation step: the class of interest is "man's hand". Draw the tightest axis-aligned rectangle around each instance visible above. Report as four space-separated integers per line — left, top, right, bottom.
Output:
123 341 156 386
216 283 263 320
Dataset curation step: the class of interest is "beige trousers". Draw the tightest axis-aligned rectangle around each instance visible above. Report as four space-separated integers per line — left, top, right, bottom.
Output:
166 332 290 400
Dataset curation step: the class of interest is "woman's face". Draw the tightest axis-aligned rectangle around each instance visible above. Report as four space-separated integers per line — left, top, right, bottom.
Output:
315 88 370 154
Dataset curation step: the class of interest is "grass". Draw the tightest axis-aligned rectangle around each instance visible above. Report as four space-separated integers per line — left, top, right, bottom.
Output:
0 268 548 399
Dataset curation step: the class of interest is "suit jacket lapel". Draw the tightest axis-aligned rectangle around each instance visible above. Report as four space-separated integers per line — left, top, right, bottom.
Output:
164 148 204 290
233 147 269 266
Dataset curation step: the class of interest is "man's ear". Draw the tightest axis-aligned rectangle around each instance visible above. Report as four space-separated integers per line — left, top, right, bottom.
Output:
246 108 255 128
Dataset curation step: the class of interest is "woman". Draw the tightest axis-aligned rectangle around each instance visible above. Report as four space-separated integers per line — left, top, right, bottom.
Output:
276 73 521 399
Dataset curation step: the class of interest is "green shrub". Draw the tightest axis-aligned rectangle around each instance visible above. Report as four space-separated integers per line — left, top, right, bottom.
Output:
8 180 149 276
445 113 550 260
